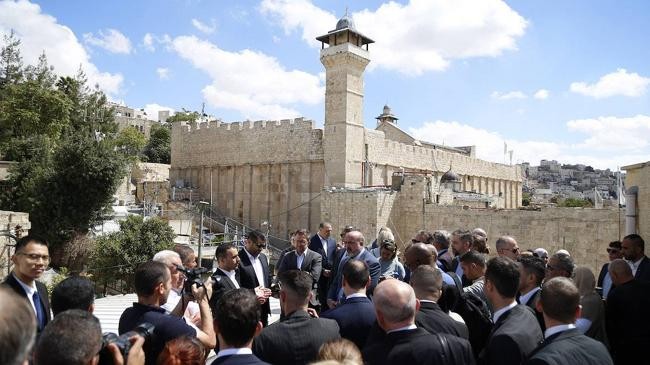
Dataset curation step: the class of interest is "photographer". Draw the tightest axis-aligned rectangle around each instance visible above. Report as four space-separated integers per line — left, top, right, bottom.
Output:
119 261 216 365
154 250 200 326
35 309 144 365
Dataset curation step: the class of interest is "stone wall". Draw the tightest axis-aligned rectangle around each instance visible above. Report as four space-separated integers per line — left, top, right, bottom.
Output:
171 118 323 169
623 161 650 240
320 177 625 275
0 211 30 280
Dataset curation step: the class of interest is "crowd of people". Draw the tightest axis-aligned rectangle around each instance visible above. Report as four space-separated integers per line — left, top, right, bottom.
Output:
2 226 650 365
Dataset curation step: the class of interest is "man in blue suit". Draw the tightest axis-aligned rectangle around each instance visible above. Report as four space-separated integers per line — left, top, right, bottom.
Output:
213 289 269 365
309 222 337 308
321 259 376 349
327 230 380 309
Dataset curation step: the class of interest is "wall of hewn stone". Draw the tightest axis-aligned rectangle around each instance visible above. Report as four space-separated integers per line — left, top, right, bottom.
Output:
0 211 30 280
171 118 323 169
320 177 625 275
624 162 650 240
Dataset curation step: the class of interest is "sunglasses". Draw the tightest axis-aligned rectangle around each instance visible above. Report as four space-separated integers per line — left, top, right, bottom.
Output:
606 248 620 254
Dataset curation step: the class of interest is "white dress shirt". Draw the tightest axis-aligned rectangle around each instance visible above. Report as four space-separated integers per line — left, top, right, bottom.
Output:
13 273 38 315
219 268 241 289
518 286 540 305
318 234 328 258
544 323 576 339
628 257 644 276
492 301 518 324
216 348 253 358
244 248 267 288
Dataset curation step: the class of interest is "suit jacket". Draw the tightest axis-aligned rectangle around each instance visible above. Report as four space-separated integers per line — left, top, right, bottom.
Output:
238 248 271 325
309 234 336 268
2 273 51 333
320 296 376 349
328 249 381 302
634 256 650 283
522 289 545 332
276 249 322 284
363 327 475 365
211 354 270 365
479 305 543 365
252 310 340 365
597 263 609 288
209 268 241 318
451 256 472 287
605 279 650 365
525 329 613 365
277 249 322 306
415 301 469 339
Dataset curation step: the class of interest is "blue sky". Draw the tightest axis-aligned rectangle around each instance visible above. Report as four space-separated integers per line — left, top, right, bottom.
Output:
1 0 649 169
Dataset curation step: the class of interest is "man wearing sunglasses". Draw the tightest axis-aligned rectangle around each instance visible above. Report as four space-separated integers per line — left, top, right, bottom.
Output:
2 234 52 334
496 236 520 260
596 241 623 299
239 230 273 326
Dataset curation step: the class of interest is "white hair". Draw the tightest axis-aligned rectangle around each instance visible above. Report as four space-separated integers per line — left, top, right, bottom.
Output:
153 250 180 266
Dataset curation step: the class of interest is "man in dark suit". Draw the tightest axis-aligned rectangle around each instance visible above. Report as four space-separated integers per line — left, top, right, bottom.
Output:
210 243 242 318
309 222 336 308
1 235 52 334
525 277 612 365
410 265 469 339
327 230 380 308
238 230 273 326
213 289 270 365
480 257 543 365
605 259 650 365
253 270 340 365
321 259 376 348
277 229 322 307
621 234 650 283
362 279 475 365
517 255 546 331
597 240 623 299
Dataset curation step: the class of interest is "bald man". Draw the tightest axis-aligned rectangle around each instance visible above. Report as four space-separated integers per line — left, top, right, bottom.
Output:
362 279 474 365
495 236 520 260
606 259 650 365
404 242 457 287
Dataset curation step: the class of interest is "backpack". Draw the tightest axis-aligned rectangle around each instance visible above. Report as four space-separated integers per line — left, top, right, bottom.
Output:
453 291 493 359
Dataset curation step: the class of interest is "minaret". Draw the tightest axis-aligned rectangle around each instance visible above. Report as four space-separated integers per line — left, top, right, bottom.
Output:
317 12 374 188
376 105 398 125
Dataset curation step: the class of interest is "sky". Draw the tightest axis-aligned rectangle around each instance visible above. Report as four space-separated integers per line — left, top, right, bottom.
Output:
1 0 649 170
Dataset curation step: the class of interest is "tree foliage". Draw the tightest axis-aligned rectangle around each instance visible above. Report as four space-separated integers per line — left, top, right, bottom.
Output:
90 215 175 294
115 126 146 160
166 110 200 123
0 33 128 264
558 198 593 208
143 124 171 164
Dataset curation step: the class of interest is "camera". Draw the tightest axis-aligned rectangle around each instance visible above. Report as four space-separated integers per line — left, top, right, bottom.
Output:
176 265 209 294
98 322 155 365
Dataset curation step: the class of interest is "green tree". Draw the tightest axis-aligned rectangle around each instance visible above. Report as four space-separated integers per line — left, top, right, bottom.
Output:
143 124 171 164
559 198 593 208
115 126 146 160
166 110 200 123
522 192 532 206
90 215 175 294
0 30 23 87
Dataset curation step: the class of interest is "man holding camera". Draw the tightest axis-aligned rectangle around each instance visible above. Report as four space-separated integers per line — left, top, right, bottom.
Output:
119 261 216 365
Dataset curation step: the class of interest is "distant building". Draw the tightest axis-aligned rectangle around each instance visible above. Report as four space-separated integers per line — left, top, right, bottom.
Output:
111 103 156 138
622 161 650 239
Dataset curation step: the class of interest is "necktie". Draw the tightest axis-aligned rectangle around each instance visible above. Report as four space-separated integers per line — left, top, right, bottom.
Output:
32 290 45 330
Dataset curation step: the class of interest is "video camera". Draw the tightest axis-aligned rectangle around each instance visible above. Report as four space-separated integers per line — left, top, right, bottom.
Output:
98 322 155 365
176 265 209 294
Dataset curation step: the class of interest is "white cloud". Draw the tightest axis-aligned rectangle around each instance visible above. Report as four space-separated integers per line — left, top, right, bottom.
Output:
191 18 217 34
144 103 175 121
533 89 549 100
156 67 170 79
0 1 123 96
408 115 650 170
491 91 527 100
83 28 132 54
570 69 650 98
170 35 323 120
260 0 527 75
567 115 650 151
143 33 155 51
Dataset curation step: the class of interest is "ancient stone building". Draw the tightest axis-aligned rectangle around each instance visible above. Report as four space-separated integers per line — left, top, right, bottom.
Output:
622 161 650 240
170 16 522 239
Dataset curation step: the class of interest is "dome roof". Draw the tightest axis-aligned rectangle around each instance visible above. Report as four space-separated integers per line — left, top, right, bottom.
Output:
440 169 460 183
336 14 355 30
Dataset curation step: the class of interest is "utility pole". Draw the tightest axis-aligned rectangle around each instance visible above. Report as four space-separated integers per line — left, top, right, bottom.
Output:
197 201 210 267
